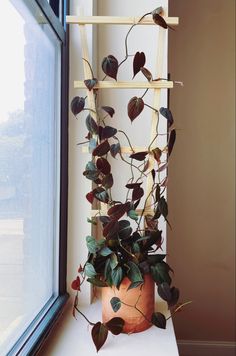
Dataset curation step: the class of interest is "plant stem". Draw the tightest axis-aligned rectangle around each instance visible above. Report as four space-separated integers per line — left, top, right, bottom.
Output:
117 130 135 153
74 306 96 326
82 58 95 78
121 301 151 324
166 301 192 321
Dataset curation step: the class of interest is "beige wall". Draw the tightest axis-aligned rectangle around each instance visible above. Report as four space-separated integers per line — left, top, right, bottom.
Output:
168 0 235 342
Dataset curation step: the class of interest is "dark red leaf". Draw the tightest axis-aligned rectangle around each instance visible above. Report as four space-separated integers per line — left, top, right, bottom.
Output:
102 173 114 189
93 140 110 157
160 107 174 127
84 78 98 91
86 191 95 204
134 199 141 210
78 264 83 273
108 203 129 220
126 182 142 189
110 143 121 158
133 51 146 78
101 106 115 117
168 129 176 156
128 97 144 121
158 282 172 302
145 215 158 231
86 114 98 134
96 158 111 175
151 312 166 329
94 188 109 203
102 55 118 80
132 187 144 201
130 151 148 161
152 13 168 29
105 317 125 335
168 287 180 307
102 126 117 139
70 96 85 116
103 219 119 237
151 169 156 181
71 276 81 291
91 322 108 352
140 67 152 81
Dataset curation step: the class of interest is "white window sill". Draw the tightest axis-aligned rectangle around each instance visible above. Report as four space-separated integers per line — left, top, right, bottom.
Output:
38 299 179 355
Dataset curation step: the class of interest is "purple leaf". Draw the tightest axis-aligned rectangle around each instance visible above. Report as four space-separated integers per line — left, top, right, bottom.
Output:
102 173 114 189
70 96 85 116
102 55 119 80
130 151 148 161
102 126 118 140
86 114 98 134
152 13 168 29
128 97 144 121
108 203 129 221
132 187 144 201
105 317 124 335
92 140 110 157
126 182 142 189
84 78 98 91
96 158 111 175
91 322 108 352
133 52 146 78
140 67 152 81
101 106 115 118
160 107 174 127
110 143 121 158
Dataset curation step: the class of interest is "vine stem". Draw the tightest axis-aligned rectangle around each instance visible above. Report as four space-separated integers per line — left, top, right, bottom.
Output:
117 130 135 153
82 57 95 78
166 301 192 321
121 300 151 324
74 306 96 326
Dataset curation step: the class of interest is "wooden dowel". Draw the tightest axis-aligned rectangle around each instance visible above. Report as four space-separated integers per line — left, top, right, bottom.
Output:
89 209 154 217
74 80 173 89
66 16 179 26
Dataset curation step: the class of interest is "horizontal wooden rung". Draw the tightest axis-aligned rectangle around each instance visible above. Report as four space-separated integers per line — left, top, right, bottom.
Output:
66 15 179 26
74 80 173 90
82 146 148 154
89 209 154 217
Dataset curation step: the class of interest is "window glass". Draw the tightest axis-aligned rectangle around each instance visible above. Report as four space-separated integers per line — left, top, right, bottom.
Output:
0 1 61 353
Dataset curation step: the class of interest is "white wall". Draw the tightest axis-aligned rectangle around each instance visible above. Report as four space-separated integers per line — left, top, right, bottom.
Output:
68 0 169 305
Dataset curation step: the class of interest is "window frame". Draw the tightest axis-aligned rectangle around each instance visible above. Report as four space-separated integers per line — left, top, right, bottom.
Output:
6 0 69 355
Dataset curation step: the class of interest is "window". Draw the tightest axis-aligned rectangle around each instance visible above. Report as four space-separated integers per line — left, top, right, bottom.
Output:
0 0 68 354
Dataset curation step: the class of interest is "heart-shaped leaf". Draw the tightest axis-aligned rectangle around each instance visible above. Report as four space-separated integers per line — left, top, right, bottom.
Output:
151 312 166 329
157 282 172 302
91 322 108 352
160 107 174 127
71 96 85 116
130 151 148 161
71 276 81 291
141 67 152 81
102 55 119 80
101 106 115 118
128 97 144 121
103 220 119 237
110 143 121 158
93 140 110 157
152 13 168 29
86 235 98 254
111 266 123 288
168 129 176 156
84 263 97 278
133 51 146 78
86 191 94 204
158 196 168 218
102 173 114 189
86 114 98 134
150 262 172 285
96 158 111 175
89 138 97 153
99 247 113 257
110 297 121 312
126 182 142 189
118 220 132 239
127 261 143 288
84 78 98 91
106 317 124 335
108 203 129 220
102 126 117 139
132 186 144 201
83 161 99 181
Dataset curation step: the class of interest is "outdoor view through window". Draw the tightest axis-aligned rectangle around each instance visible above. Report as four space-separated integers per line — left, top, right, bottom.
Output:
0 1 61 353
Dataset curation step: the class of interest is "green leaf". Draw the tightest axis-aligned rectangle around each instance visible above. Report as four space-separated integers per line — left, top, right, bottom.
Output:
106 317 124 335
87 278 108 287
111 266 123 288
86 114 98 134
127 281 144 290
151 312 166 329
91 322 108 352
127 209 139 221
84 263 97 278
127 261 143 286
150 262 172 285
86 235 98 254
100 247 113 256
110 254 118 269
110 297 122 312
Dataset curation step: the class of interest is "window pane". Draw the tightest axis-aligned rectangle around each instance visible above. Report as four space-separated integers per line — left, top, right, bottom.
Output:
0 0 61 353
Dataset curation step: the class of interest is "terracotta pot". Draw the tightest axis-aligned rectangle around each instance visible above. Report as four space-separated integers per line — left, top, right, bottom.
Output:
102 274 154 333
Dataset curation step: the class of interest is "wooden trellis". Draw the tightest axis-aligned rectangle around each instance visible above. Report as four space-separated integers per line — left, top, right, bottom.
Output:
66 12 179 219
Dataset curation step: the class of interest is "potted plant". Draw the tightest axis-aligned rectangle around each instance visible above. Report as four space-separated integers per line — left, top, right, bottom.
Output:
70 6 190 352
